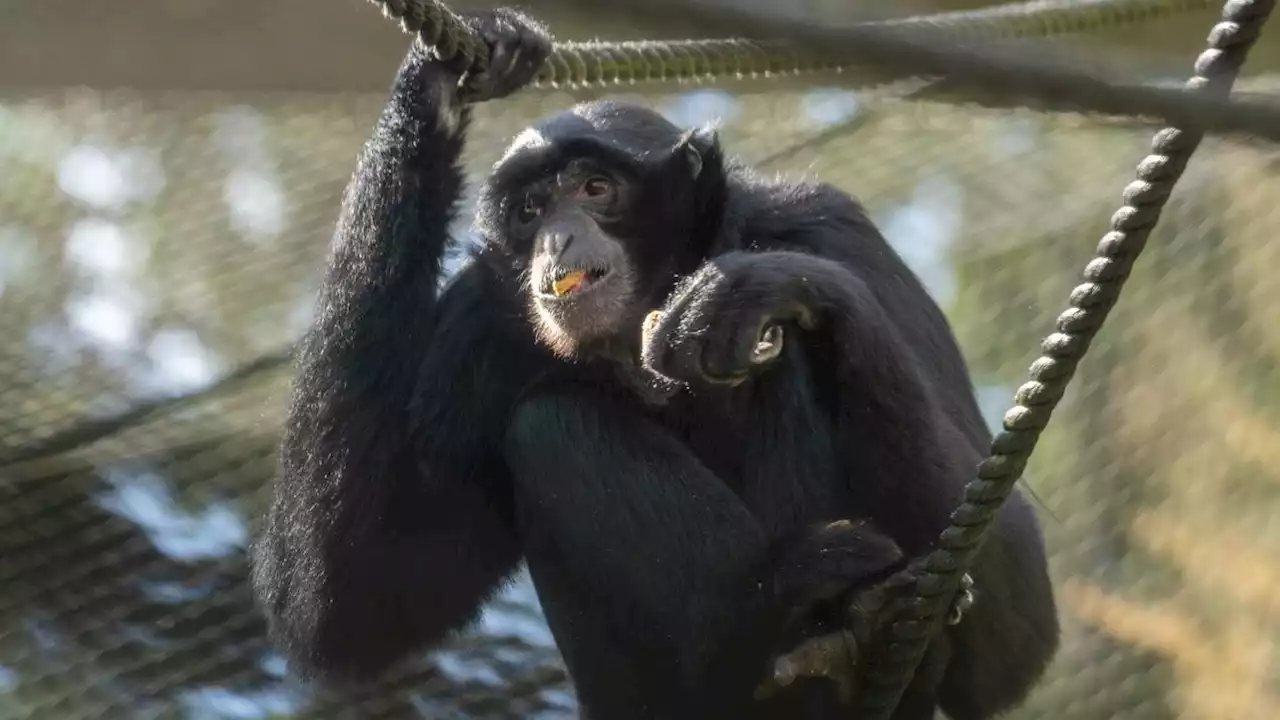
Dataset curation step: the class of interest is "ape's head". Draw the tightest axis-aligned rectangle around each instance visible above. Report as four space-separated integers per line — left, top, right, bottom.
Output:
475 100 726 358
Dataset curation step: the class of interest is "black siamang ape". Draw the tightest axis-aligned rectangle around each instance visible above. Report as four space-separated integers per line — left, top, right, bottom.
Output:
251 8 1059 720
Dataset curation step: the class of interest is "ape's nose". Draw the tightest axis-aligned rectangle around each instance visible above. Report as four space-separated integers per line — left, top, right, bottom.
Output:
542 230 574 257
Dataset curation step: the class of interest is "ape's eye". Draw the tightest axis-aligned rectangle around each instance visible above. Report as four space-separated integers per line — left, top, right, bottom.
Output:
515 195 544 224
582 176 614 199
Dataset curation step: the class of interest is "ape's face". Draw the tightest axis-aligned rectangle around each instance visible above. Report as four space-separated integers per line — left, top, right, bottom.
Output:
474 101 722 359
512 158 645 356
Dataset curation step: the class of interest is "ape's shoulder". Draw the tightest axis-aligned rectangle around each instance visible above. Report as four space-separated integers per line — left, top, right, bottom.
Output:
733 169 867 215
721 166 883 258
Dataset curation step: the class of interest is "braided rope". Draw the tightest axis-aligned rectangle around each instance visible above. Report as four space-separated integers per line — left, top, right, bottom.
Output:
371 0 1218 88
368 0 1280 143
374 0 492 80
531 0 1221 89
857 0 1276 716
866 0 1217 40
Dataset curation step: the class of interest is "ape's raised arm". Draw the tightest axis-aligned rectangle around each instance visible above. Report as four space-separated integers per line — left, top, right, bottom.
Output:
250 12 552 684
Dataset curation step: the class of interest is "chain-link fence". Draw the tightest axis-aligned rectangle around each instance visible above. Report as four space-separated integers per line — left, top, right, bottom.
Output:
2 1 1280 718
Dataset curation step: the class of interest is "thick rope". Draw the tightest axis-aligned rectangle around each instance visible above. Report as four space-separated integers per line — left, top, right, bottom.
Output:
856 0 1276 716
373 0 1217 88
866 0 1218 40
369 0 1280 143
537 0 1223 86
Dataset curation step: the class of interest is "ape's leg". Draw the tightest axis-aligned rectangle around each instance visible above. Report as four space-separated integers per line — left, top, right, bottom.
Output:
504 392 779 719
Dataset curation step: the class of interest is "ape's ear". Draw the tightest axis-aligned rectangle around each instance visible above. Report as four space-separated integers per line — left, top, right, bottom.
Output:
673 125 721 180
671 123 728 258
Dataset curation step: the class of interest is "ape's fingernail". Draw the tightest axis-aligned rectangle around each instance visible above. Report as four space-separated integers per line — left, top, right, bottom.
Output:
774 656 801 685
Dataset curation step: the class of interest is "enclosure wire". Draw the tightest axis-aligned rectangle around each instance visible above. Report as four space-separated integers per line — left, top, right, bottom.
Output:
6 0 1276 713
856 0 1277 715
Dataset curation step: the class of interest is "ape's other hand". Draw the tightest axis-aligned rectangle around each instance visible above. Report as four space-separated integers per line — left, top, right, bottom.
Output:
450 9 552 103
642 251 818 387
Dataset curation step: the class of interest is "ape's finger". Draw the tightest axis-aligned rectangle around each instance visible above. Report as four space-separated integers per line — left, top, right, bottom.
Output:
658 308 706 385
640 290 708 386
489 42 514 79
639 309 679 380
641 310 663 347
673 296 742 386
698 313 758 385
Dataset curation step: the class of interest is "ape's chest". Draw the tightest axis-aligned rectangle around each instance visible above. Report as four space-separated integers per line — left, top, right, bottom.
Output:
649 364 848 533
656 391 754 489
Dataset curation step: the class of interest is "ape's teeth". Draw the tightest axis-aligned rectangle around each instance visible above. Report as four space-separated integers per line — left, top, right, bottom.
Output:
552 270 588 296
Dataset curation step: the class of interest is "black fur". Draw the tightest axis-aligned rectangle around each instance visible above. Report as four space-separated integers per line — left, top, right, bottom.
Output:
252 9 1059 719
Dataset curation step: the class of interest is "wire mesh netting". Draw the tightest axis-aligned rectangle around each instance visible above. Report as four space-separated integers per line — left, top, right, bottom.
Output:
2 1 1280 718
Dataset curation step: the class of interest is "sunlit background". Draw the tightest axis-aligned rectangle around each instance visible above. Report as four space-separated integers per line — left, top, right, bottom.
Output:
2 0 1280 718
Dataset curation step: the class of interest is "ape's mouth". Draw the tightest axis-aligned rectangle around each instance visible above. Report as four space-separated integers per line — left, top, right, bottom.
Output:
539 266 613 298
